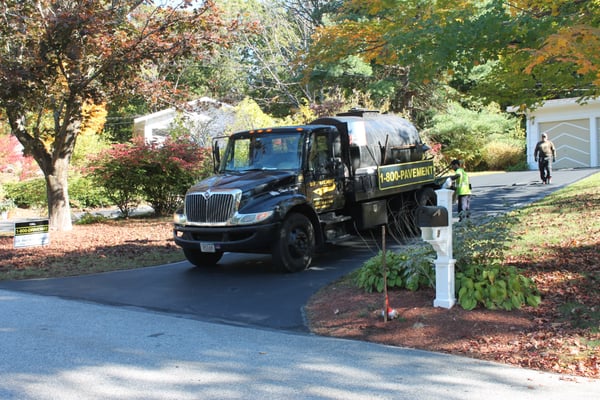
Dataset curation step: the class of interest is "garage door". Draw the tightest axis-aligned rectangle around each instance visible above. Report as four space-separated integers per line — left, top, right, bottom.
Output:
539 119 590 168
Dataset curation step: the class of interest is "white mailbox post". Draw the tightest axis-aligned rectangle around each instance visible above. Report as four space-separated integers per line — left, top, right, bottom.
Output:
418 188 456 309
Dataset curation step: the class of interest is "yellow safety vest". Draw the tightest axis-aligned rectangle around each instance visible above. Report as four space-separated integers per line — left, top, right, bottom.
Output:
455 168 472 196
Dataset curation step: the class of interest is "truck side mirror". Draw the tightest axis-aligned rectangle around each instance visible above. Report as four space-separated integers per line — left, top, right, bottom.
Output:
415 206 448 227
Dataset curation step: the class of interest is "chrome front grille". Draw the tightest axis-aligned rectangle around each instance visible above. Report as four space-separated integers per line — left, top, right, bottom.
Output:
185 190 240 224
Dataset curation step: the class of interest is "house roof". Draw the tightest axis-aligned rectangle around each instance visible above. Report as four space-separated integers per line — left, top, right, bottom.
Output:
507 97 600 114
133 97 232 123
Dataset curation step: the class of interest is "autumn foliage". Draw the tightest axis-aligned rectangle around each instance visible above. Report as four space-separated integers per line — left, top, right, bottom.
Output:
0 1 245 230
88 138 212 217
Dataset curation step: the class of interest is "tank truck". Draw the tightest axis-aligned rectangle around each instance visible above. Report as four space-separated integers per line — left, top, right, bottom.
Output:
173 109 442 272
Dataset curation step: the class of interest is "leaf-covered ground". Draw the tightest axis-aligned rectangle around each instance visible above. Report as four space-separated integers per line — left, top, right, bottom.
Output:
307 178 600 380
0 216 184 280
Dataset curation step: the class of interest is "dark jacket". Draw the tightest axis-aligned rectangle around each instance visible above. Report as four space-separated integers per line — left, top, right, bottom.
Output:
534 139 556 161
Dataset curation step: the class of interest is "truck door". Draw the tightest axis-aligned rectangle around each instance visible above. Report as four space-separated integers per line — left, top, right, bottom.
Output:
305 129 345 212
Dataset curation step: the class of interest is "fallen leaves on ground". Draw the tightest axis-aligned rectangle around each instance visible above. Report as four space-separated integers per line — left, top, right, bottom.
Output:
306 237 600 379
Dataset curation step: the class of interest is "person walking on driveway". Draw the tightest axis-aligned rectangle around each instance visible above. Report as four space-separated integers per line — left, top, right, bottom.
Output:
450 159 472 221
534 132 557 184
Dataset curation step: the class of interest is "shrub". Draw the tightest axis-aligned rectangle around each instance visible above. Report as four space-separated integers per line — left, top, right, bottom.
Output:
0 184 7 202
88 137 212 217
354 246 436 293
4 174 111 210
0 198 15 213
456 263 541 310
69 174 111 209
482 140 525 171
136 138 212 216
4 178 47 208
452 216 516 267
425 101 524 170
87 142 146 217
75 212 109 225
355 214 541 311
453 215 541 310
0 134 40 180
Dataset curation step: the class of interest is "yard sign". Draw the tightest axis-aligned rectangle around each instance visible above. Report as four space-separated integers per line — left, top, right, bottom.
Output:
14 220 50 248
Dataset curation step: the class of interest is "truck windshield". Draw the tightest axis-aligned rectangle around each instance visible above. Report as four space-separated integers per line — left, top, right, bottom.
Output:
220 133 303 172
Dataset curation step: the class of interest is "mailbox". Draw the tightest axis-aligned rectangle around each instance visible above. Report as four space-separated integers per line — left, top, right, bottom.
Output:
416 206 448 228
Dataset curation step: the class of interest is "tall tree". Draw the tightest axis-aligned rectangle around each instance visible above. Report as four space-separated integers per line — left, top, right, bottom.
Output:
0 0 242 230
224 0 341 116
476 0 600 108
307 0 600 112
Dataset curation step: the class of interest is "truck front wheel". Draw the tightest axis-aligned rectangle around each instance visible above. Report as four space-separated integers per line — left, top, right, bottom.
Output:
272 213 315 273
183 248 223 267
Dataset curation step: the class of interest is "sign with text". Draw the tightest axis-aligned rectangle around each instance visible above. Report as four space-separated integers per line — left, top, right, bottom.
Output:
378 160 435 190
14 220 50 248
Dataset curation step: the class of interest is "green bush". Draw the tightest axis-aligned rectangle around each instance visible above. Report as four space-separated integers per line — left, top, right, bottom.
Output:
0 198 15 212
69 174 111 209
354 246 436 293
452 216 516 267
4 175 111 210
75 212 109 225
453 215 541 310
355 214 541 311
506 160 530 171
4 178 47 208
425 101 524 170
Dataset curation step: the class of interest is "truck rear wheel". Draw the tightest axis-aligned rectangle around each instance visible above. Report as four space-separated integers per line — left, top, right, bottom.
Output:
183 248 223 267
272 213 315 273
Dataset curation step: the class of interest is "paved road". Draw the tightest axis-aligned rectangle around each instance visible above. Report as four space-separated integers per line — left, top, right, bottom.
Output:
1 289 599 400
467 168 598 217
0 239 392 332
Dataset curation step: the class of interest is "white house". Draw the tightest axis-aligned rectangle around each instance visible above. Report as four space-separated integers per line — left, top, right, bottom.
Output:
133 97 235 146
509 97 600 170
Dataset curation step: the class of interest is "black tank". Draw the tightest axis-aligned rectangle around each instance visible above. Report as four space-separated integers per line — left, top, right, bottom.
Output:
311 110 426 170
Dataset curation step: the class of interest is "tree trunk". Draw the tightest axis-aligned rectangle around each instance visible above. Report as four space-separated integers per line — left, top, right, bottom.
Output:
46 157 73 231
6 111 76 232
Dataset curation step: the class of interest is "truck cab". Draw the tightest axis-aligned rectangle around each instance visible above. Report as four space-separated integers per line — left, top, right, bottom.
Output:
174 124 349 272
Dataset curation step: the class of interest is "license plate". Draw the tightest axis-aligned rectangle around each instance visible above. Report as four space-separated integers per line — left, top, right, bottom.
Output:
200 242 215 252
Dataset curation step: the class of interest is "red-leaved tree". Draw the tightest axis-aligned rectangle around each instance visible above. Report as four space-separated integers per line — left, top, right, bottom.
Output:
0 0 246 230
0 134 39 180
88 137 211 217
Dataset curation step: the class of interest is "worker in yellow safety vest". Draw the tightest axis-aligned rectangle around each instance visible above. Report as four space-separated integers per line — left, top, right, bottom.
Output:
450 159 472 221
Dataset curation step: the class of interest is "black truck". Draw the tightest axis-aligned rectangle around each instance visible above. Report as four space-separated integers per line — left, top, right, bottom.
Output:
173 109 442 272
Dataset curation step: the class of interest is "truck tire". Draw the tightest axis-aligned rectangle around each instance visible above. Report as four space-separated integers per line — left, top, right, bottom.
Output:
272 213 315 273
183 248 223 267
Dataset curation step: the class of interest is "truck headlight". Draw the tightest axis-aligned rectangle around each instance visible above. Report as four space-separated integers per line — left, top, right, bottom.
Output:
173 212 187 224
231 211 274 225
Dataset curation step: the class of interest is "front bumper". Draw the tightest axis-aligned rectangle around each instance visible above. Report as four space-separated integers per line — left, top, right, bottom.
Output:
173 222 280 254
